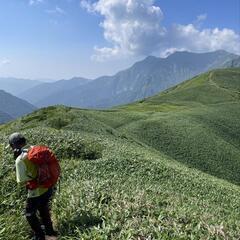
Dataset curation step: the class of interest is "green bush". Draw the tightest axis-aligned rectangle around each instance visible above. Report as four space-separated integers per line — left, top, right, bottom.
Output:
48 117 69 129
23 128 103 160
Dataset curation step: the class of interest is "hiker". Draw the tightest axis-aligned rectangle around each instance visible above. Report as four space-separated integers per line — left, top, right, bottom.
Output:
8 132 59 240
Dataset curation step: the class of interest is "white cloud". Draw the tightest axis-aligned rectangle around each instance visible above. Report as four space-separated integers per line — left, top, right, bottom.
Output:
160 47 187 58
91 46 121 61
81 0 240 61
197 14 207 22
0 59 11 67
29 0 44 6
81 0 166 60
80 0 96 13
170 24 240 54
46 6 66 15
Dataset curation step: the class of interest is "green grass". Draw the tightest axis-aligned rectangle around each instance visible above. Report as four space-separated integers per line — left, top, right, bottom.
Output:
112 68 240 185
0 68 240 239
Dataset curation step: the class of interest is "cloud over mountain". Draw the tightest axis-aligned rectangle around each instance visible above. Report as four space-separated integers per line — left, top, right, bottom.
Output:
81 0 166 60
81 0 240 60
168 24 240 56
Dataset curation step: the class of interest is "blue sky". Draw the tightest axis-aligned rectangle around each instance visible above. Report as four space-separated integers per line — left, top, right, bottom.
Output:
0 0 239 80
159 0 240 31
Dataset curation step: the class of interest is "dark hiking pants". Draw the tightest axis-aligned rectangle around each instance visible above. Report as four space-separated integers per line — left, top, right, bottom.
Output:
25 188 55 238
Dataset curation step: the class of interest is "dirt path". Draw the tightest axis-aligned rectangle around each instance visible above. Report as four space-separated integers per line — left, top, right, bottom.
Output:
208 72 240 97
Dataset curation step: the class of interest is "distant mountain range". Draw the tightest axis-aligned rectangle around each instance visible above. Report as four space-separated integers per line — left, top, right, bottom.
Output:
0 90 36 123
18 77 91 105
18 50 238 109
0 110 12 124
0 78 41 96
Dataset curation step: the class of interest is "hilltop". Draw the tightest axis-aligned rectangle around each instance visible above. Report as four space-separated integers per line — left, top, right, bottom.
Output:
0 68 239 239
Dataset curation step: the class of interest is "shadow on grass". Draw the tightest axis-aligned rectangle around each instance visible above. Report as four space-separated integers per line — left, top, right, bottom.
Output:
58 211 103 236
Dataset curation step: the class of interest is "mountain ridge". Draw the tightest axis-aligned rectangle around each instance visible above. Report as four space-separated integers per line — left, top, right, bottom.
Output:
0 89 36 122
0 110 13 124
18 77 91 104
0 77 42 96
33 50 239 108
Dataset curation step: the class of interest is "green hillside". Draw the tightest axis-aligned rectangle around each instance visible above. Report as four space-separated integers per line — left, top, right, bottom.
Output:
0 68 240 239
115 68 240 185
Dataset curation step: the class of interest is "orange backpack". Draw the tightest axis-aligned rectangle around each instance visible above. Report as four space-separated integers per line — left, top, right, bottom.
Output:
27 146 60 189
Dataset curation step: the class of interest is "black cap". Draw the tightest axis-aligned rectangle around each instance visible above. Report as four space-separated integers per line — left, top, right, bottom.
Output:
8 132 26 147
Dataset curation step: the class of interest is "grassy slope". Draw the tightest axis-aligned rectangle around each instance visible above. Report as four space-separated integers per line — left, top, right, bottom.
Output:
0 68 240 239
92 68 240 185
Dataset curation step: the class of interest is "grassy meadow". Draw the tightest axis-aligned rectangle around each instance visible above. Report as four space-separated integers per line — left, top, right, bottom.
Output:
0 68 240 239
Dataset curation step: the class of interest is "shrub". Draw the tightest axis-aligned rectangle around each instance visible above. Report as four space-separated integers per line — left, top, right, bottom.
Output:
48 117 69 129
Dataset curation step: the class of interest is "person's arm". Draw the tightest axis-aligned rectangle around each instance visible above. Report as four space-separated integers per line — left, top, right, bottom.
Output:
15 155 31 183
